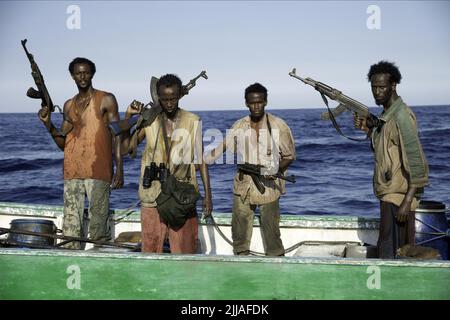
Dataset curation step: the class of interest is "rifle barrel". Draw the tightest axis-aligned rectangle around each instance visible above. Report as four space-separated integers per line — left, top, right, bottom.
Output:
288 68 306 82
280 174 296 183
21 39 33 60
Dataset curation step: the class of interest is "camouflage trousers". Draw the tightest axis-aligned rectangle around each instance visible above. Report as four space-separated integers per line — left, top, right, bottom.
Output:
63 179 111 249
232 195 284 256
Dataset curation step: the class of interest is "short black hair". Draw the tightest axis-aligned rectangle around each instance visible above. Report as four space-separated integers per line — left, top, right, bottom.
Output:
156 74 183 94
245 83 268 100
68 57 96 75
367 60 402 84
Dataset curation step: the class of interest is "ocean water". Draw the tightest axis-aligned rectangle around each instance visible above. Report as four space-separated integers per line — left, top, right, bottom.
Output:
0 106 449 218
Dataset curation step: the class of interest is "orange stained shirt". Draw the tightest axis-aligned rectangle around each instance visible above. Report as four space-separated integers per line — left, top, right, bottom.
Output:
63 89 113 183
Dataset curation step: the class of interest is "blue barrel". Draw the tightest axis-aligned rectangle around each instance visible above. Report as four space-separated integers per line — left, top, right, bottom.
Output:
7 219 56 248
415 201 449 260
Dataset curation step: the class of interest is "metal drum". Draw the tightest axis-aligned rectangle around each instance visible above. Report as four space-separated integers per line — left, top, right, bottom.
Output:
7 219 57 248
415 201 449 260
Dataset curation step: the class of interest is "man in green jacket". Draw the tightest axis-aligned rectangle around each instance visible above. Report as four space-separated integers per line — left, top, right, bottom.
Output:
355 61 429 259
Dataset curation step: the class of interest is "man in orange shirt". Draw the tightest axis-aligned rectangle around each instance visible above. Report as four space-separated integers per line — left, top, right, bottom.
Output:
38 57 124 249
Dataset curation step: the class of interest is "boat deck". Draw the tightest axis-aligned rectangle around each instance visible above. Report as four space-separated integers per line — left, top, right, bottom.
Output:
1 202 449 299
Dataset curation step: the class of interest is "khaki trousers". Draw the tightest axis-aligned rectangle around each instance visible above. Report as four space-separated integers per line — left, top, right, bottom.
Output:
232 195 284 256
63 179 111 249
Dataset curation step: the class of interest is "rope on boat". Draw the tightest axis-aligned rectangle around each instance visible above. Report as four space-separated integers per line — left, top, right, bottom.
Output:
207 215 266 256
414 217 450 246
0 227 139 250
113 200 141 224
207 214 353 256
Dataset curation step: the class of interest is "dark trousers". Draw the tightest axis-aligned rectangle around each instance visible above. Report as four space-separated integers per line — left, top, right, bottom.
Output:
377 201 415 259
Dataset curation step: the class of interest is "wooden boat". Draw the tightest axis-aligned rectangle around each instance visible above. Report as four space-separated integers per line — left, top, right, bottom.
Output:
0 201 449 300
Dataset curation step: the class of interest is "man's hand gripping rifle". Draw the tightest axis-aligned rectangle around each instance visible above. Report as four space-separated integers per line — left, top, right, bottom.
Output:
288 68 381 140
109 71 208 136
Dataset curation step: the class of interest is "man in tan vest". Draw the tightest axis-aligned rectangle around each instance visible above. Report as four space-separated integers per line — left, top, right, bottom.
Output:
38 57 124 249
206 83 296 256
122 74 212 253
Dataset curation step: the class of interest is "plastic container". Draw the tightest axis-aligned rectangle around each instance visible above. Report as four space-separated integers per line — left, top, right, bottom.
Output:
415 201 449 260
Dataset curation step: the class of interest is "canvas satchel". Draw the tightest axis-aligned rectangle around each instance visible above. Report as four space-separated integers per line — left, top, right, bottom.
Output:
155 113 200 229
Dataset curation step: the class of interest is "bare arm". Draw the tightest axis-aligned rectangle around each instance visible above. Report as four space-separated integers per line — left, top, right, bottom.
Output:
195 121 213 218
397 185 417 222
204 127 238 164
199 160 213 218
120 102 146 155
279 158 294 172
102 93 124 189
276 123 296 175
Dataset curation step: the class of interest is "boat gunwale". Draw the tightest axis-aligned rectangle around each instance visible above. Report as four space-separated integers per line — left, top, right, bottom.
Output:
0 202 380 230
1 248 449 268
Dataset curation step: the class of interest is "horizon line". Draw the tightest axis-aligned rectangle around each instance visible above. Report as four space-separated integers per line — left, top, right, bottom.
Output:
1 104 449 113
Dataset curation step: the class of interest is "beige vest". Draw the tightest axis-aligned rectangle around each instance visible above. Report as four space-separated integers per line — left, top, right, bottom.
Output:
139 109 201 207
229 113 296 205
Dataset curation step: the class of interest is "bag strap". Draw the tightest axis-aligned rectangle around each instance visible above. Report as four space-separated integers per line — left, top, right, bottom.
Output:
266 113 272 136
159 112 171 163
320 92 368 142
150 118 162 164
159 111 190 179
266 113 274 156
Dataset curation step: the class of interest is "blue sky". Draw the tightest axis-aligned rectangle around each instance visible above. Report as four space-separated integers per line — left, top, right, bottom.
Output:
1 1 449 112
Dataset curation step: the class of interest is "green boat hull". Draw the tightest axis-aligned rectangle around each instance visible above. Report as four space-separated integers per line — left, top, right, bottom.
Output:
1 249 449 300
1 201 449 300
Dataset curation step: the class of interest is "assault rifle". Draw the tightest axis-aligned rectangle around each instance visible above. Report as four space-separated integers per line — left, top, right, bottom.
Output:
288 68 381 140
109 71 208 136
21 39 61 113
237 163 296 195
181 70 208 95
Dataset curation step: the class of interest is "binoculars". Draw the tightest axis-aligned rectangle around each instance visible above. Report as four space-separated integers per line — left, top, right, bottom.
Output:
143 162 170 189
